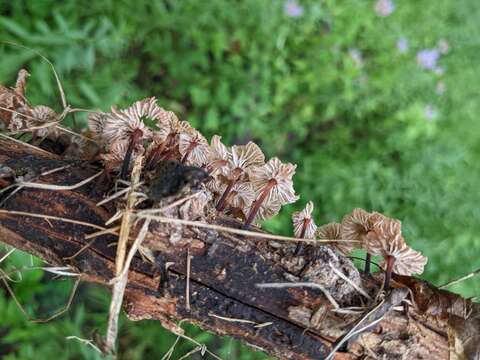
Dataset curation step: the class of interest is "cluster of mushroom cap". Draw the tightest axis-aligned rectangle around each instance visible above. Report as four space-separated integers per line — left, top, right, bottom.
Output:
292 204 428 280
87 97 299 227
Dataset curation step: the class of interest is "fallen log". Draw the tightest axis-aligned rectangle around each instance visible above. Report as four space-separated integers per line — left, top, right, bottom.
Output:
1 137 479 360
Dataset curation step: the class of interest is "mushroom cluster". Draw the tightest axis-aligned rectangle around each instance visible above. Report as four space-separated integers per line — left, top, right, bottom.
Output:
293 206 428 289
87 96 298 228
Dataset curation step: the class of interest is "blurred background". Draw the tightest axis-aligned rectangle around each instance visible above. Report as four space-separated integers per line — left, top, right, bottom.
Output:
1 0 479 359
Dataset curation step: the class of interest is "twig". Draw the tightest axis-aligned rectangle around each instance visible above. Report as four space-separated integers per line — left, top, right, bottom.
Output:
15 170 102 191
66 336 102 354
0 209 107 230
186 248 191 312
105 155 143 355
177 346 203 360
138 192 202 214
329 262 372 301
0 133 51 155
96 182 144 206
0 247 16 264
256 282 340 309
137 215 360 246
439 267 480 289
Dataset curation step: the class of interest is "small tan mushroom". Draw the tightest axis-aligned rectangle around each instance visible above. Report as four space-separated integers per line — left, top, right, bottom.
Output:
206 135 231 176
364 217 427 289
178 129 210 166
216 141 265 211
292 201 317 239
316 222 355 255
243 157 299 228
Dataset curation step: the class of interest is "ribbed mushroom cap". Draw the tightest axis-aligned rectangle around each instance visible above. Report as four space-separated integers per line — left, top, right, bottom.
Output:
100 140 143 171
247 199 282 223
178 129 211 166
222 142 265 181
31 105 57 138
364 217 427 276
207 135 231 175
340 208 374 241
292 201 317 239
316 222 356 255
248 157 299 205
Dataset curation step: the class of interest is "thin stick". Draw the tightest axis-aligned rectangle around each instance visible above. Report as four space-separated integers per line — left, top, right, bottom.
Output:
0 209 107 230
96 182 144 206
256 282 340 309
0 247 16 264
105 155 143 355
16 170 102 191
329 263 372 300
186 248 191 312
85 226 120 240
63 237 100 261
169 330 224 360
137 215 360 246
177 346 202 360
138 192 202 215
0 270 80 323
66 336 102 354
439 267 480 289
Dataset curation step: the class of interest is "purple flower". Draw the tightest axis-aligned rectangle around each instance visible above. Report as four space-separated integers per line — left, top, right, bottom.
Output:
375 0 395 17
416 49 440 71
349 48 363 66
396 37 409 54
424 104 438 120
284 0 304 18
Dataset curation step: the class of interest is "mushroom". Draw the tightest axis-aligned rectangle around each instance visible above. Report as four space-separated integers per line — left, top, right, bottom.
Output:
292 201 317 239
215 141 264 211
243 157 299 228
364 217 427 290
206 135 231 176
340 208 385 273
292 201 318 254
316 222 355 255
178 128 211 166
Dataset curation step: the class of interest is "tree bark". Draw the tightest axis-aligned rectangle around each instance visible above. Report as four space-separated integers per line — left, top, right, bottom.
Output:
0 137 478 360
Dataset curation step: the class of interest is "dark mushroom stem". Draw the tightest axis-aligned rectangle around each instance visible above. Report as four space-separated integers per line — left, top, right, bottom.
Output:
364 253 372 274
181 141 198 163
383 255 395 291
119 128 143 180
294 218 311 255
216 180 235 211
145 142 166 171
216 167 243 211
243 178 277 229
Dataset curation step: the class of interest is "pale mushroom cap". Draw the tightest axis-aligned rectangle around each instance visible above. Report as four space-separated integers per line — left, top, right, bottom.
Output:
316 222 355 255
229 182 256 211
364 217 428 276
209 135 231 163
250 199 282 223
31 105 58 138
248 157 299 205
14 69 30 98
88 112 108 141
178 129 211 166
340 208 380 241
229 141 265 172
292 201 317 239
101 139 143 170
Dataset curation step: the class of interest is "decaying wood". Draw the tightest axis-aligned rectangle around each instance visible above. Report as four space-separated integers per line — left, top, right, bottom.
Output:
1 137 479 360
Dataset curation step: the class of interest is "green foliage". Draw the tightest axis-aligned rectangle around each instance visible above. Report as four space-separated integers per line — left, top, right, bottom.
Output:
1 0 479 358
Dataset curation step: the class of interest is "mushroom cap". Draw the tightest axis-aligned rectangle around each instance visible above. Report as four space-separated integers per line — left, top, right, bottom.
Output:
178 129 211 166
364 217 428 276
222 142 265 181
316 222 355 255
101 139 143 171
340 208 373 241
207 135 231 175
248 199 282 223
248 157 299 205
31 105 57 138
292 201 317 239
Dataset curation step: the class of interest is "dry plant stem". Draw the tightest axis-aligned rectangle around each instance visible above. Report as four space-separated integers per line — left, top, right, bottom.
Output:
105 155 143 355
439 267 480 289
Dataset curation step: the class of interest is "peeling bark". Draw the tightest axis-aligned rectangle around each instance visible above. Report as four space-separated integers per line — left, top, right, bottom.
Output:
0 137 478 360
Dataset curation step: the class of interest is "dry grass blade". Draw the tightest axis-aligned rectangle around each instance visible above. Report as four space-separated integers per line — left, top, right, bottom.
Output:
0 247 16 264
16 170 102 191
138 192 202 214
439 267 480 289
0 133 52 155
137 215 360 245
256 282 340 309
329 262 372 301
97 183 144 206
0 269 81 323
186 248 191 311
66 336 102 354
169 330 224 360
0 209 107 230
105 155 143 355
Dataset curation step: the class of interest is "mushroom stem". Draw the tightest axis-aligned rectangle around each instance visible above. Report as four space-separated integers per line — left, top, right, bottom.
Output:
383 255 395 291
119 128 143 180
365 253 372 274
146 143 166 171
181 141 198 164
216 180 235 211
243 179 277 229
294 218 311 255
